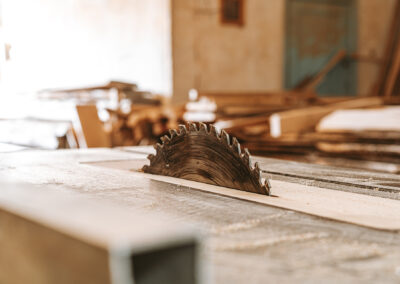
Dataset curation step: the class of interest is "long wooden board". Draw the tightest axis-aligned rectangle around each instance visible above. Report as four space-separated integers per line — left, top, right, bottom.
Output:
86 159 400 231
0 178 197 284
302 50 346 92
269 97 383 137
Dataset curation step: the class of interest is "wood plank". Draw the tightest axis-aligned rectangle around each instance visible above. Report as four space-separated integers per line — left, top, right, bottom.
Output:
0 178 197 284
269 97 383 137
214 115 269 132
219 105 290 117
120 146 400 195
76 105 111 148
87 159 400 231
199 91 313 107
305 155 400 174
317 106 400 132
373 0 400 95
302 50 347 92
317 142 400 156
384 38 400 98
40 80 138 94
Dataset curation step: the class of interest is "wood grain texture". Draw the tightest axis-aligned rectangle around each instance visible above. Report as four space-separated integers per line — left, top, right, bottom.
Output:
124 146 400 196
269 97 383 137
317 106 400 132
76 105 111 148
86 157 400 231
1 148 400 282
143 124 269 194
144 170 400 230
0 178 196 284
0 207 110 284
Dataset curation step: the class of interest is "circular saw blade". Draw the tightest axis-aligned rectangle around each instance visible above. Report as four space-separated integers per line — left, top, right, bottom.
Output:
142 122 271 195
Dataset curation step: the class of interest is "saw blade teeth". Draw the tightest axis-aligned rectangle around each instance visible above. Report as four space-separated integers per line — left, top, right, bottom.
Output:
261 184 270 195
188 122 197 132
178 124 187 135
220 130 230 145
253 166 261 180
169 129 178 138
242 148 252 167
143 124 271 196
160 135 170 144
261 179 271 195
198 122 208 133
264 178 271 191
154 143 163 153
231 137 241 155
209 124 220 138
147 154 155 165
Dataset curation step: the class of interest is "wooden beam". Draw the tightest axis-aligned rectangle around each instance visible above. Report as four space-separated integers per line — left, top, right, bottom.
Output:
0 179 197 284
373 0 400 95
40 80 137 94
317 142 400 157
199 91 313 107
384 39 400 98
269 97 383 137
214 115 270 132
317 106 400 133
76 105 111 148
302 49 347 92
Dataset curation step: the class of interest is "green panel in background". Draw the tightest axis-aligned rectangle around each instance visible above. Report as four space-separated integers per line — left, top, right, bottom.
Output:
285 0 357 96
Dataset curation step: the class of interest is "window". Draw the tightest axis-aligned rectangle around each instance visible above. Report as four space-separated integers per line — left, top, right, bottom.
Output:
220 0 244 26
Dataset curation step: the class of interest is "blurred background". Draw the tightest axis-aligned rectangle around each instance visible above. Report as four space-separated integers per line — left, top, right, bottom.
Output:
1 0 399 173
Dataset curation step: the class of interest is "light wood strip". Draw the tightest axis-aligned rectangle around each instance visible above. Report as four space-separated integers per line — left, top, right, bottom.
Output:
132 171 400 231
84 158 400 231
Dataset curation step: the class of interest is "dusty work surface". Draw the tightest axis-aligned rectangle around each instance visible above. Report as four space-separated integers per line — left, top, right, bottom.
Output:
122 146 400 199
1 147 400 283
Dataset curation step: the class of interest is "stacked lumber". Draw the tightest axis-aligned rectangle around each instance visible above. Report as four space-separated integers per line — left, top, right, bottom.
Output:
314 106 400 162
37 81 178 148
74 103 183 148
198 91 312 119
108 104 184 146
177 10 400 172
210 96 382 138
76 105 112 148
39 80 165 106
269 97 383 137
194 95 400 173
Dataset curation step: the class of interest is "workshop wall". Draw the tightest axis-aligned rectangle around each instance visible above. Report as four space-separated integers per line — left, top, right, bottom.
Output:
172 0 396 103
1 0 172 95
358 0 397 95
172 0 285 103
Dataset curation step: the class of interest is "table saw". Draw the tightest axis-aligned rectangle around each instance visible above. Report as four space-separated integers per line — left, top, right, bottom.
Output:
1 125 400 283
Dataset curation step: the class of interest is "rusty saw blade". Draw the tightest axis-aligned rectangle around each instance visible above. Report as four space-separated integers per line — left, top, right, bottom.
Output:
142 122 271 195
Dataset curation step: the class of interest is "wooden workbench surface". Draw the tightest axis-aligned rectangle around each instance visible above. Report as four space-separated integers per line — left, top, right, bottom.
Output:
1 147 400 283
